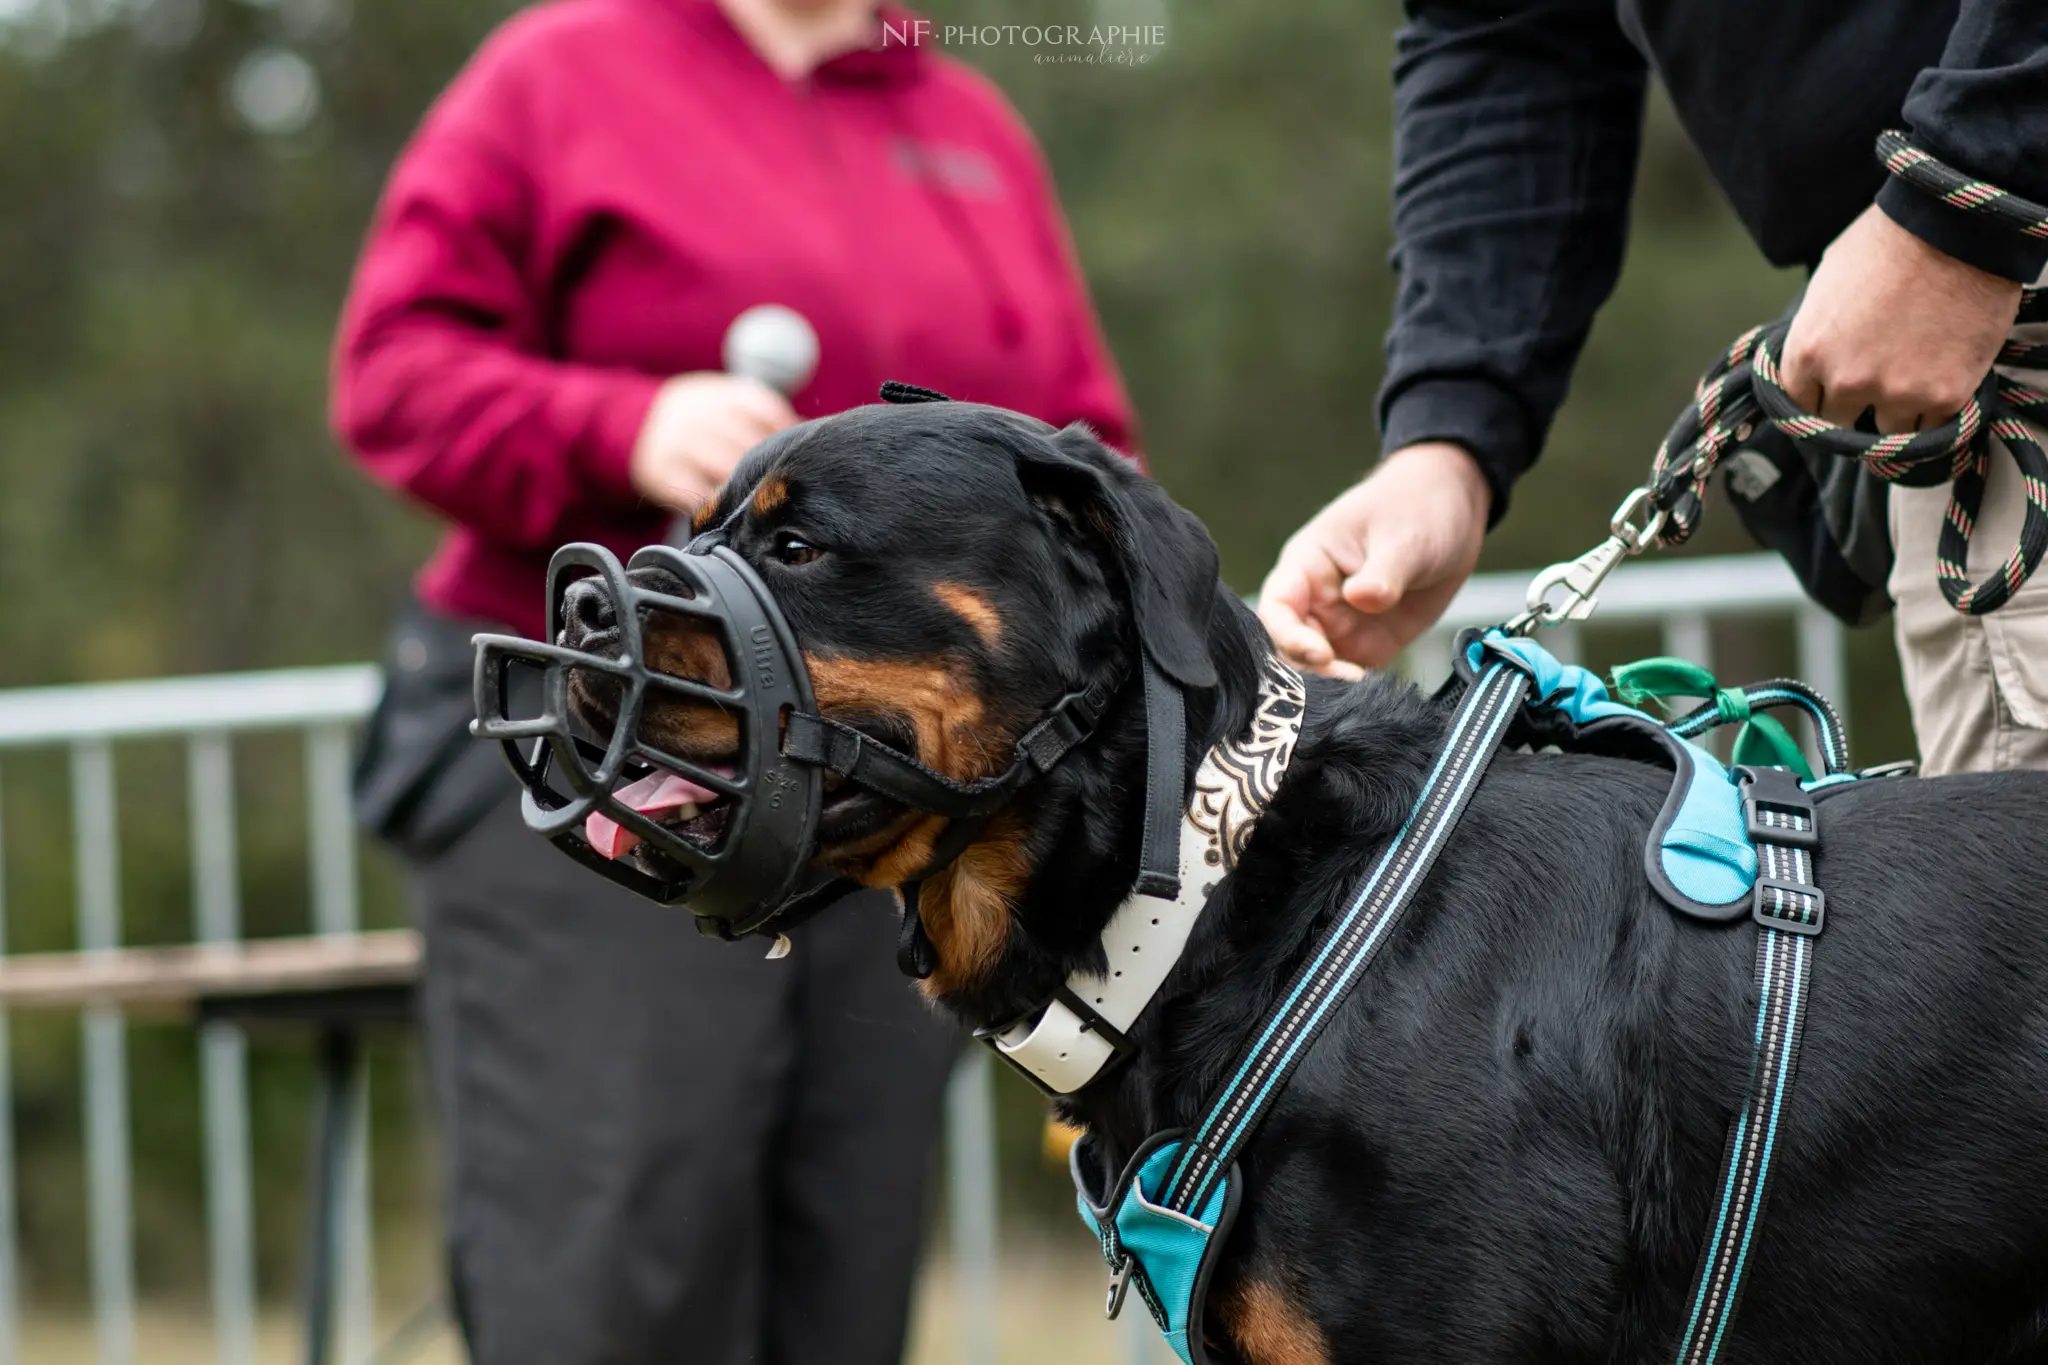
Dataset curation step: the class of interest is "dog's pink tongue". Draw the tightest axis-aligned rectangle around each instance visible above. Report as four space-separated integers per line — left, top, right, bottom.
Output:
585 771 721 860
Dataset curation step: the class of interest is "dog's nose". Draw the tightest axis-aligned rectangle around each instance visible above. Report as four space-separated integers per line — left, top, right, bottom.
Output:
560 577 617 648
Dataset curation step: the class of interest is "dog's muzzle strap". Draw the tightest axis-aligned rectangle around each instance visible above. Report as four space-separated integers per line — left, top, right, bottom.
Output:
781 658 1131 819
1134 657 1186 900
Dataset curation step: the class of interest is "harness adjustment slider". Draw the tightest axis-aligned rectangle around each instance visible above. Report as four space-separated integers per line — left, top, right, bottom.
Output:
1753 879 1825 935
1735 766 1825 936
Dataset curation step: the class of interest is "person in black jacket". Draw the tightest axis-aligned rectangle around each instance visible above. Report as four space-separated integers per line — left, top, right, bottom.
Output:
1257 0 2048 776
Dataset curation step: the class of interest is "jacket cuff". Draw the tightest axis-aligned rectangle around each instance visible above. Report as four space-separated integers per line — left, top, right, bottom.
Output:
1876 177 2048 285
573 371 663 506
1378 376 1532 527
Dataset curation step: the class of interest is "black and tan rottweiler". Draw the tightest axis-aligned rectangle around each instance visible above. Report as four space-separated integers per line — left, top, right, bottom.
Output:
560 399 2048 1365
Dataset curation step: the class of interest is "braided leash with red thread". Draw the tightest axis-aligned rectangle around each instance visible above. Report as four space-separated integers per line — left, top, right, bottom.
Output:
1646 132 2048 615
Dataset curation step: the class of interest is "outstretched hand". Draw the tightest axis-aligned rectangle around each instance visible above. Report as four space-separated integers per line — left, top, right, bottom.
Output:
1257 441 1491 678
1780 204 2022 435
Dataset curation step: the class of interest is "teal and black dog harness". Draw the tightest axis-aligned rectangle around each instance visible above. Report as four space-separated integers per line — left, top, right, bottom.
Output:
1071 629 1870 1365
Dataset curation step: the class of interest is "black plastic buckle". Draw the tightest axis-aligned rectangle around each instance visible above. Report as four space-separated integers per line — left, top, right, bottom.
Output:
1016 700 1091 772
1054 983 1137 1063
1754 878 1825 935
1017 661 1130 775
1733 764 1819 850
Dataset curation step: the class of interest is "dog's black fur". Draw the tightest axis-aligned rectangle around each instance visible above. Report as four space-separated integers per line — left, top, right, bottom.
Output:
573 401 2048 1364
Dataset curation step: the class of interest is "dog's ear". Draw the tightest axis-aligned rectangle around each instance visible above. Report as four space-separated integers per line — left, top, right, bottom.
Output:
1014 423 1220 690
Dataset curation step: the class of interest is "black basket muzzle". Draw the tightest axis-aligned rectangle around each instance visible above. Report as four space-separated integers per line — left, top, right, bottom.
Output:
470 541 823 939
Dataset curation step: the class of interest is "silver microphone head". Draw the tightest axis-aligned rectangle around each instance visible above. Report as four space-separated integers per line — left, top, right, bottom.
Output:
722 304 819 396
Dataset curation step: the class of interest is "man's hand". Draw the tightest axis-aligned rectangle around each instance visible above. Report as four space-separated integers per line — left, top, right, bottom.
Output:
1258 441 1491 678
629 372 799 512
1781 204 2022 435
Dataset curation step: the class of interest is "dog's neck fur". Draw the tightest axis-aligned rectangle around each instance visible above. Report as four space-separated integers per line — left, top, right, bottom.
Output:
919 591 1447 1153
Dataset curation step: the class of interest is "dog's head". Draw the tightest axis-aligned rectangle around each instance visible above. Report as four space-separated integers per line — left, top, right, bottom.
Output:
557 400 1260 997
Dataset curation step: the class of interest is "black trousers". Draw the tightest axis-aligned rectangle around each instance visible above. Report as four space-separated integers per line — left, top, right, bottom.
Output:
412 794 959 1365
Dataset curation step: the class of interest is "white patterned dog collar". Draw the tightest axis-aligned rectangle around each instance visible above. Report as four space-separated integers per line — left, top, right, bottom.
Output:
989 660 1307 1094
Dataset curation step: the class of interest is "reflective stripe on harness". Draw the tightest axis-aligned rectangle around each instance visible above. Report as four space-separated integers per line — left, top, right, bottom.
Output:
1674 766 1825 1365
1159 657 1530 1216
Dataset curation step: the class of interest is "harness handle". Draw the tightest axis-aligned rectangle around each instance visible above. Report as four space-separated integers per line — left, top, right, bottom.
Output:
1613 658 1816 779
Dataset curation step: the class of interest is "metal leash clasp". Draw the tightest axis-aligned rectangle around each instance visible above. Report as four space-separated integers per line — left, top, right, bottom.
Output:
1104 1257 1132 1319
1505 487 1666 636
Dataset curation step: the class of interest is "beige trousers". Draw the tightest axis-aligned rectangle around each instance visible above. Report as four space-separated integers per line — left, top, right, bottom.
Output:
1888 289 2048 775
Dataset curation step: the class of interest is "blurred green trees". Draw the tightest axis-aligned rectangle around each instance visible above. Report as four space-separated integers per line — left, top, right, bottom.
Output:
0 0 1910 1305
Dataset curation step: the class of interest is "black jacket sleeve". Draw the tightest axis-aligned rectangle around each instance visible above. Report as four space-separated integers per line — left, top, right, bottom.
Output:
1379 0 1648 522
1877 0 2048 285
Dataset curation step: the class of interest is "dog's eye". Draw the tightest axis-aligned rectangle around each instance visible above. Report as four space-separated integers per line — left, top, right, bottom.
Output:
771 533 822 567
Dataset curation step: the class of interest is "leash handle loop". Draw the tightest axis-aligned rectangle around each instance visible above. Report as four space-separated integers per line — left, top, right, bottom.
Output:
1646 315 2048 616
1634 132 2048 616
1876 130 2048 245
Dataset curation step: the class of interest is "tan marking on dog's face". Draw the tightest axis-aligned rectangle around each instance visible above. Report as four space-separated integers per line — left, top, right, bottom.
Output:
690 499 722 532
914 815 1030 995
577 613 739 759
583 612 1025 983
1221 1279 1328 1365
605 636 997 819
751 475 790 517
931 582 1003 648
806 656 992 781
832 812 946 888
800 654 1023 993
822 813 1028 996
644 617 733 690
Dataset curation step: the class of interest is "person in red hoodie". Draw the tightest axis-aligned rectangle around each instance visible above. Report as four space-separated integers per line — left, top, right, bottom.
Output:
331 1 1136 1361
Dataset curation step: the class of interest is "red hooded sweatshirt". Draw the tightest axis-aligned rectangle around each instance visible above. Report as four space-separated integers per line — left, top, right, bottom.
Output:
332 0 1135 638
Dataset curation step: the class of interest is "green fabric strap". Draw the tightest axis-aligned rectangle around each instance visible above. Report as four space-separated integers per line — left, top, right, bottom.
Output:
1611 656 1814 780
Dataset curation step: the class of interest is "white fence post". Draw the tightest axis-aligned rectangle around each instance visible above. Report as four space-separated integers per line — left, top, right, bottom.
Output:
0 762 18 1365
1661 612 1712 673
307 723 375 1365
945 1050 999 1365
189 734 257 1365
73 740 134 1365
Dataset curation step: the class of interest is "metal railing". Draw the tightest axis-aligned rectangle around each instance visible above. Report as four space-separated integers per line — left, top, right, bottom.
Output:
0 664 384 1365
0 553 1842 1365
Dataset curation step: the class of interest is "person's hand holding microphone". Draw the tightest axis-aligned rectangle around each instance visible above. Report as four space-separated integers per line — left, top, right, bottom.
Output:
630 305 818 516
